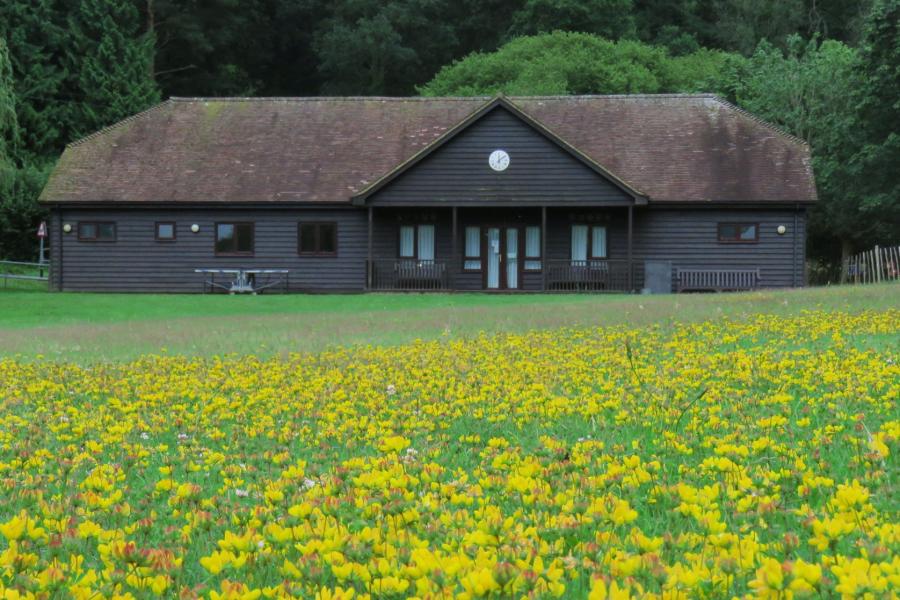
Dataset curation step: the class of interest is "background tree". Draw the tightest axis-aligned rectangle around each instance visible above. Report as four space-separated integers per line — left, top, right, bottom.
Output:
508 0 635 40
726 36 866 267
712 0 805 55
843 0 899 255
0 0 896 266
0 37 17 167
0 0 71 160
314 0 458 95
420 32 737 96
0 36 51 261
69 0 160 135
140 0 279 96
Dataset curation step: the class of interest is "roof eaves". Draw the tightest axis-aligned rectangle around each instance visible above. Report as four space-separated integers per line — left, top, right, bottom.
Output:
66 99 173 148
708 96 810 149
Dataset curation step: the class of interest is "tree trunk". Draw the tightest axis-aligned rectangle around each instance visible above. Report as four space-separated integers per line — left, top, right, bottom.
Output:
146 0 155 81
840 238 854 282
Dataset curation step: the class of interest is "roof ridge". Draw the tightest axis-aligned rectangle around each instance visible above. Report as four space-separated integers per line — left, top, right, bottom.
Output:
68 100 173 148
168 96 491 102
709 95 809 148
167 93 719 103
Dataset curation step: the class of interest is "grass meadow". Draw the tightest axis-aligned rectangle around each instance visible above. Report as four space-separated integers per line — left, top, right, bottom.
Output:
0 285 898 598
1 283 898 361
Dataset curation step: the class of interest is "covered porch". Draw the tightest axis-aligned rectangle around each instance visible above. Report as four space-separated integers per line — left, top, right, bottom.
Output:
364 206 639 292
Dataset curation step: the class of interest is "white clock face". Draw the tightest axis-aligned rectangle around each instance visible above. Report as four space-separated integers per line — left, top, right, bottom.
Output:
488 149 510 172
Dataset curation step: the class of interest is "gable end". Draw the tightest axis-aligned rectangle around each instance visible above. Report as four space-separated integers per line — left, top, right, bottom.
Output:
357 97 646 206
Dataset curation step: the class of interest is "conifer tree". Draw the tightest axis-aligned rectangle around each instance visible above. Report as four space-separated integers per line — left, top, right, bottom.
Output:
70 0 160 135
0 37 17 168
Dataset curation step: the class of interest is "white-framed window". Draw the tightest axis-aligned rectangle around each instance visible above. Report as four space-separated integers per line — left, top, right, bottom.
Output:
591 226 607 258
524 226 541 270
464 226 481 270
571 224 607 262
399 224 435 260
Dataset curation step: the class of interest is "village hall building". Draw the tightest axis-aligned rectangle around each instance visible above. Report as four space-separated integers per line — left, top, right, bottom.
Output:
40 94 817 293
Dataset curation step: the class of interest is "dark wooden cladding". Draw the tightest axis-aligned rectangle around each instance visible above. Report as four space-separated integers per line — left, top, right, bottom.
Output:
53 208 367 292
50 205 805 293
631 208 806 290
367 108 631 206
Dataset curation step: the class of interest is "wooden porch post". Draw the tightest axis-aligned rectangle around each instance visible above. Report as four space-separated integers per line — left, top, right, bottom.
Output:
367 206 373 290
451 206 458 291
541 206 547 291
627 204 633 292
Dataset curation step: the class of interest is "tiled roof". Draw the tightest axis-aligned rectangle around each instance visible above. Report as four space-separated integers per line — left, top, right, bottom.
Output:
40 95 817 204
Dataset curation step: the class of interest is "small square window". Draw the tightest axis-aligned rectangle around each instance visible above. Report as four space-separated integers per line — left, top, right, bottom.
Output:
156 222 176 241
299 224 318 253
298 222 337 256
215 222 254 255
79 222 97 240
718 223 758 243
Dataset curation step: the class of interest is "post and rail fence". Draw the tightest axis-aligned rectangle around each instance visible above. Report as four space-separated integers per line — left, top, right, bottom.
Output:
0 260 50 288
842 245 900 285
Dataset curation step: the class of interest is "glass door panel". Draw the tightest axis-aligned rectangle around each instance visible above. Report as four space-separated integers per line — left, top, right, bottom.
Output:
506 228 518 289
486 228 501 289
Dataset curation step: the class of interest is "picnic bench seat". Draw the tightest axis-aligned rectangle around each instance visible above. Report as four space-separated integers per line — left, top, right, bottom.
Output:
675 268 760 292
195 268 289 294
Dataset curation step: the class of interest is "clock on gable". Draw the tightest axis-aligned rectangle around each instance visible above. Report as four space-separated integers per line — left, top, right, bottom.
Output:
488 149 510 172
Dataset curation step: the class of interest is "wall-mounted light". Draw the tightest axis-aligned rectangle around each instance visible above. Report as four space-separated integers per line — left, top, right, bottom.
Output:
62 223 72 233
190 224 200 233
776 225 787 235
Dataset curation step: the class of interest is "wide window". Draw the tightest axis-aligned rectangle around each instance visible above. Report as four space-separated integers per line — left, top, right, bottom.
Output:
524 226 541 270
399 224 435 261
78 222 116 242
718 223 758 243
298 222 337 255
571 225 606 261
155 222 176 241
215 222 254 255
464 226 481 270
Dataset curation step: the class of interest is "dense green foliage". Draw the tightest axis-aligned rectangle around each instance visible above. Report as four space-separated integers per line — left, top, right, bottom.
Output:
420 32 733 95
70 0 160 136
728 37 864 260
0 0 896 271
0 38 16 166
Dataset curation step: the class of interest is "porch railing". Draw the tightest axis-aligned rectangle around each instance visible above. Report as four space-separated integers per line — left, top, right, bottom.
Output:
368 259 450 291
545 259 636 292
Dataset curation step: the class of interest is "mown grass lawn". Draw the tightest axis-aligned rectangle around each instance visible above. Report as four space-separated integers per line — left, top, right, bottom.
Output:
1 283 898 361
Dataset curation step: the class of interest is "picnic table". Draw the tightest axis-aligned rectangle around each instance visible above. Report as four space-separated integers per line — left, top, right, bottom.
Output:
194 268 289 294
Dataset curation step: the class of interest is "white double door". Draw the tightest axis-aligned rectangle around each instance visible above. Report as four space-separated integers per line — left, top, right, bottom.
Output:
484 227 519 290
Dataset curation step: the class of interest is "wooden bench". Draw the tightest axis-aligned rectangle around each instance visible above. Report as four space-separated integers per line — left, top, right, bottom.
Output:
394 260 447 290
675 268 760 292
